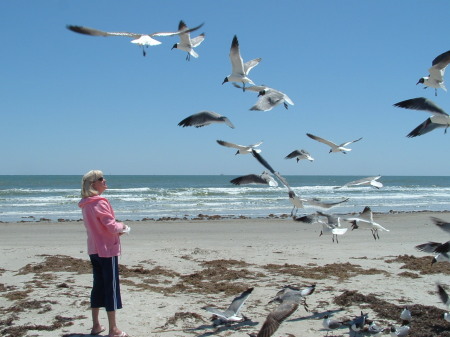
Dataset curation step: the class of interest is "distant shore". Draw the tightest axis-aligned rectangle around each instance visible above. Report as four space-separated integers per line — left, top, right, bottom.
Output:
2 211 450 336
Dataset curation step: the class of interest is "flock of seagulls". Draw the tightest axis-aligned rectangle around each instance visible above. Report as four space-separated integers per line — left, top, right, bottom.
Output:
66 20 450 337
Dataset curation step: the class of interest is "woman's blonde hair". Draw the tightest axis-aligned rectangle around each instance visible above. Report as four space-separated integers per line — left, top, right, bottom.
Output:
81 170 104 198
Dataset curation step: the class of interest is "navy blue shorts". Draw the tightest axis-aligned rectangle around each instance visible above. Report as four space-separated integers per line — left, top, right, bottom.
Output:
89 254 122 312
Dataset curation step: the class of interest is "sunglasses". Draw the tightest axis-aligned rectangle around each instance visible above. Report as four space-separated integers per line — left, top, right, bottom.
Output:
97 177 104 182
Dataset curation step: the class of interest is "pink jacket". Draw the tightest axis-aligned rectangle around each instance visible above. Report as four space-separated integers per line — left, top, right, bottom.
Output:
78 195 124 257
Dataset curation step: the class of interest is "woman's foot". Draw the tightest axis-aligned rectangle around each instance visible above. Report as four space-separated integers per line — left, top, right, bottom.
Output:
109 331 128 337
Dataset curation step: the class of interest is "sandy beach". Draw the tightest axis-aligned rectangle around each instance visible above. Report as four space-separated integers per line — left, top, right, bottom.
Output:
2 211 450 337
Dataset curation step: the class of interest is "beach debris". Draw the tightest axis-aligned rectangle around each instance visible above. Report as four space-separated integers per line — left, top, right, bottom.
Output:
216 139 263 155
222 35 261 91
230 171 278 187
393 97 450 137
417 49 450 96
202 287 253 326
66 21 203 56
334 175 383 189
232 83 294 111
345 206 390 240
306 133 363 154
178 111 235 129
285 149 314 162
171 20 205 61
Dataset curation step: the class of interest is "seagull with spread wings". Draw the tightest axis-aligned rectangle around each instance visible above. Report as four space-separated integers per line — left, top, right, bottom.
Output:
216 140 263 155
222 35 261 91
178 111 234 128
171 20 205 60
306 133 362 154
393 97 450 137
232 83 294 111
67 21 203 56
417 50 450 96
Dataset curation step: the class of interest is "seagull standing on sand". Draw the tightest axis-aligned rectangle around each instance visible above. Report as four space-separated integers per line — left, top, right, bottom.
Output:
393 97 450 137
232 83 294 111
66 22 204 56
400 307 412 325
345 206 390 240
222 35 261 91
436 283 450 322
306 133 362 154
202 287 253 326
389 324 410 337
334 176 383 189
285 149 314 162
216 140 263 155
171 20 205 60
249 285 315 337
178 111 235 128
417 50 450 96
322 315 344 336
230 171 278 187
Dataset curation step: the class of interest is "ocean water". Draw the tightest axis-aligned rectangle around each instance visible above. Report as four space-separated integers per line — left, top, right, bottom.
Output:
0 175 449 222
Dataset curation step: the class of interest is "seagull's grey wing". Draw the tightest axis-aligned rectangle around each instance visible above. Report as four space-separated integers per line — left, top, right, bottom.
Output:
216 140 245 150
304 197 349 209
250 91 285 111
230 174 268 185
393 97 448 116
190 34 205 47
341 137 363 147
252 150 276 174
178 111 219 128
437 283 450 307
229 35 245 75
243 58 262 75
285 150 302 159
222 117 235 129
202 306 228 319
255 301 299 337
431 50 450 70
225 287 253 316
232 83 266 92
67 25 139 38
151 22 204 37
407 117 445 137
306 133 337 148
431 217 450 233
415 241 444 253
359 206 373 222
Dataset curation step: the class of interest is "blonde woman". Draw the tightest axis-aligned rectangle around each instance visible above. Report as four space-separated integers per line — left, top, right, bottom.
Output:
79 170 130 337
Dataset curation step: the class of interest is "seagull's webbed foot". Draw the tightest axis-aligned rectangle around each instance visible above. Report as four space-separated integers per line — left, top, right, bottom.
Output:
186 53 190 61
435 89 438 96
284 102 288 109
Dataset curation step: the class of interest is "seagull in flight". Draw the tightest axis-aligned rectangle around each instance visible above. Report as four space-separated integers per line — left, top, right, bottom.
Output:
171 20 205 60
345 206 390 240
431 216 450 234
417 50 450 96
249 285 315 337
222 35 261 91
202 287 253 326
66 21 204 56
437 283 450 322
415 240 450 264
251 150 291 190
285 149 314 162
230 172 278 187
178 111 234 128
216 140 263 155
306 133 362 154
334 176 383 189
232 83 294 111
393 97 450 137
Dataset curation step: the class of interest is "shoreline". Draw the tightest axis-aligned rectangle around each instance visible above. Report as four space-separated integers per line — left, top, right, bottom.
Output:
2 209 450 224
2 211 450 336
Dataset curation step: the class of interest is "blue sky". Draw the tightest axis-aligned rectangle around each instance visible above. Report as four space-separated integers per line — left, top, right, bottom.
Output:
1 1 450 176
